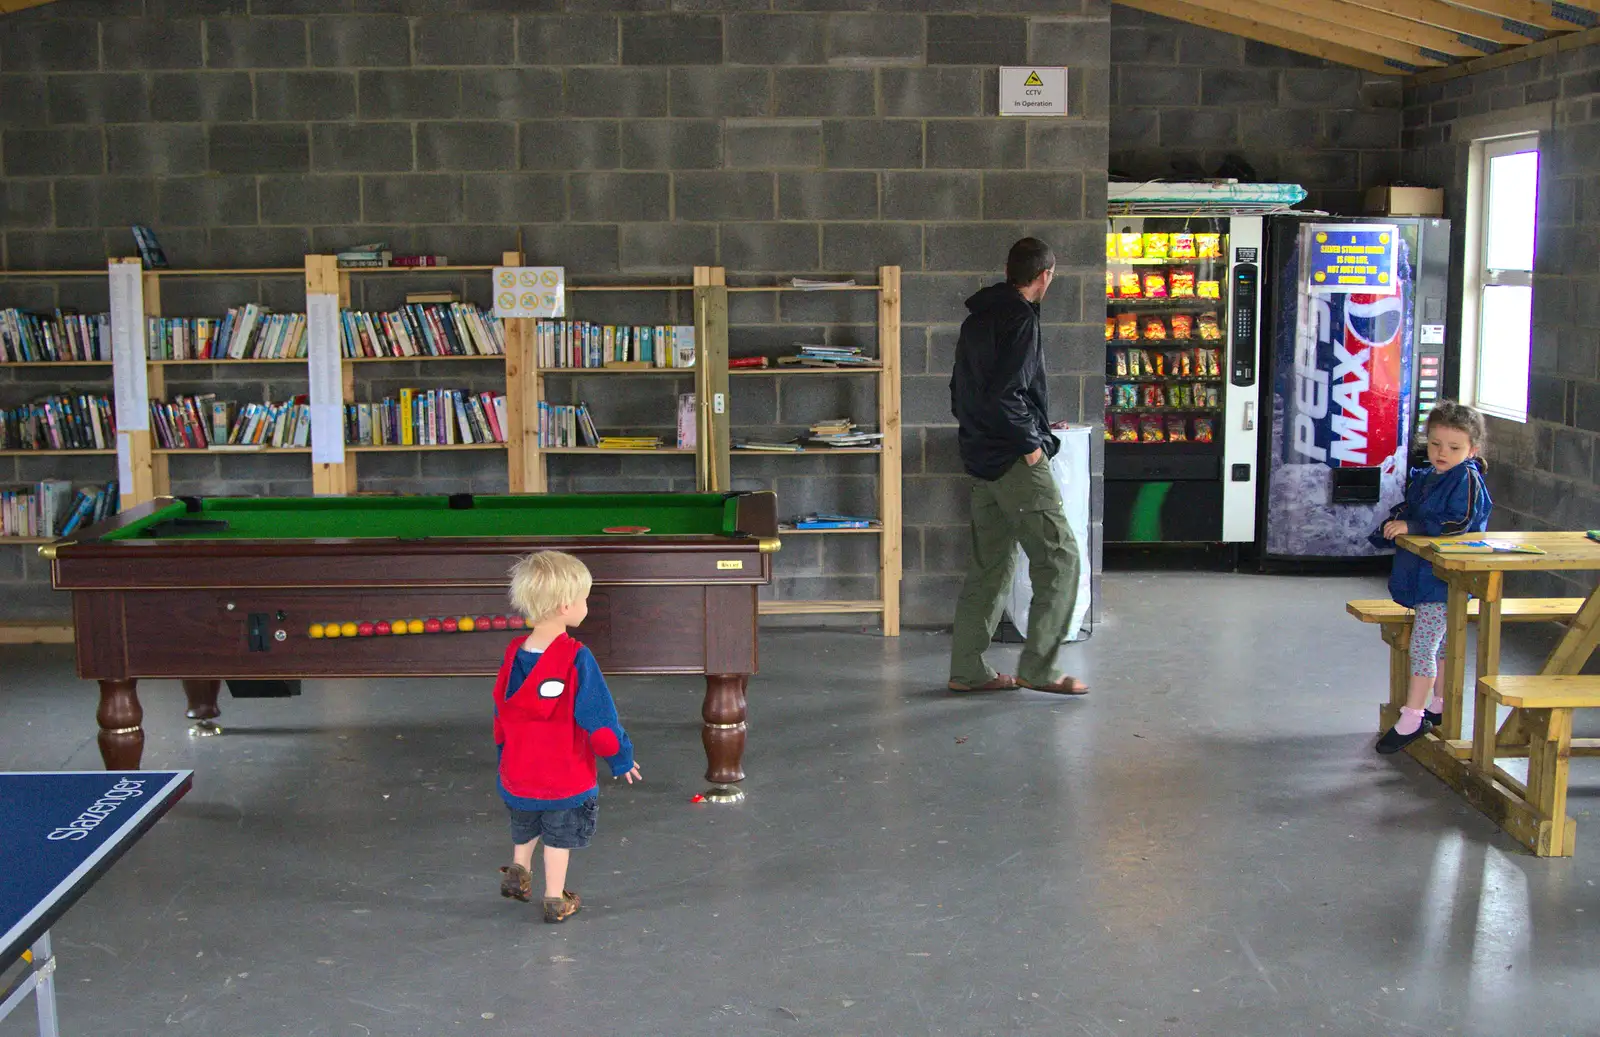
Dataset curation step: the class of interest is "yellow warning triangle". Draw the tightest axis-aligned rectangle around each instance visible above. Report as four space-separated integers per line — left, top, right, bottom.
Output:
1024 70 1043 86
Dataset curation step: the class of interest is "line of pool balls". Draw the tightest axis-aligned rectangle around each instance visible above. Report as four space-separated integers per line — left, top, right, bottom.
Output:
308 615 526 639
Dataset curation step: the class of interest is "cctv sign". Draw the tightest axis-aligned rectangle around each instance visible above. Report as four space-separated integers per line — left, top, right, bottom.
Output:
999 67 1068 116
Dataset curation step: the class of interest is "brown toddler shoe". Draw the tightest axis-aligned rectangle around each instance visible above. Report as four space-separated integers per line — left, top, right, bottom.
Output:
499 864 533 903
542 890 582 924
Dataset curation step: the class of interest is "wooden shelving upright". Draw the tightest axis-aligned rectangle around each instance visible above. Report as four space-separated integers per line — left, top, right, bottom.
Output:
719 265 902 636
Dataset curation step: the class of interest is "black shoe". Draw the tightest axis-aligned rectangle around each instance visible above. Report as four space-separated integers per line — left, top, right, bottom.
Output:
1424 710 1442 728
1376 720 1433 755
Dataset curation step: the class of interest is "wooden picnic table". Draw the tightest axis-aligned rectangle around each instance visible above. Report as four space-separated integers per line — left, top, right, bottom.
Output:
1394 531 1600 855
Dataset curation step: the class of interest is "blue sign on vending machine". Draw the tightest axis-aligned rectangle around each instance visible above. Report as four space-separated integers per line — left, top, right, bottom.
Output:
1305 225 1399 293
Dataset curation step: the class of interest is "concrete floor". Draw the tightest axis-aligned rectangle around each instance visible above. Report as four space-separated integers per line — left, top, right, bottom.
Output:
3 572 1598 1037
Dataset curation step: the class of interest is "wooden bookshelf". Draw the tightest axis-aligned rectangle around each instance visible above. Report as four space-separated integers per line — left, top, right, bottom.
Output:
720 265 902 636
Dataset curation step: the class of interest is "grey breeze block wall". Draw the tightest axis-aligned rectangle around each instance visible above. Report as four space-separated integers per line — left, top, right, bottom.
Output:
1109 7 1404 215
1402 45 1600 599
0 0 1111 627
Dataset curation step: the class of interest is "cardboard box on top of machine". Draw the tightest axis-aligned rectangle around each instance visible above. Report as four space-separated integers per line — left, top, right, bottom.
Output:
1364 186 1444 216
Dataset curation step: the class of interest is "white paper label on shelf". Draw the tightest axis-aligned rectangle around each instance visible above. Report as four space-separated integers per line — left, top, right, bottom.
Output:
492 267 565 318
999 67 1067 117
305 293 345 465
108 261 148 431
116 432 134 493
1421 324 1445 345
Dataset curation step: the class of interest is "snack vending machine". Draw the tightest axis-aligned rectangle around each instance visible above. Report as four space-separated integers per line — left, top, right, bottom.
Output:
1104 216 1263 544
1255 216 1452 564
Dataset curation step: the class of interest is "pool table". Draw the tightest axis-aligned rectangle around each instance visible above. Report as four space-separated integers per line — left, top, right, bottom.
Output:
44 491 779 797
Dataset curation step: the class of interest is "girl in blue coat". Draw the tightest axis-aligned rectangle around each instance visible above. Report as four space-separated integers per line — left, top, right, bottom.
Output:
1369 401 1492 754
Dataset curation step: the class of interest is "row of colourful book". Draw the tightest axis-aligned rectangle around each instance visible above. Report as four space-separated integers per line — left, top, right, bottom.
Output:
0 394 115 450
535 320 695 370
150 395 311 450
146 308 307 361
0 479 118 537
0 310 110 363
345 389 507 447
342 304 504 359
538 401 601 448
334 244 448 269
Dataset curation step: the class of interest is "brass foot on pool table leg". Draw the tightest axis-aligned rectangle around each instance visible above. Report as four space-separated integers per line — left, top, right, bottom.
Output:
189 720 223 738
702 784 745 805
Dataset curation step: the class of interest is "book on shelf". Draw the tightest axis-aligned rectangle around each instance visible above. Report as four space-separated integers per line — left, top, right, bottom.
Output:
0 478 71 537
1 394 114 450
728 356 770 369
536 401 600 448
335 243 393 268
791 277 856 290
597 437 663 450
734 438 803 452
392 255 448 268
1432 539 1547 555
792 512 877 530
780 344 876 368
149 307 308 361
57 481 118 535
347 389 506 447
805 418 883 448
677 394 696 450
0 309 111 363
341 304 505 359
534 320 695 370
131 225 168 269
224 397 311 448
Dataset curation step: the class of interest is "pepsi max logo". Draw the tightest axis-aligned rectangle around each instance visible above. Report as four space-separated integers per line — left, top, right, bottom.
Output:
1344 294 1403 346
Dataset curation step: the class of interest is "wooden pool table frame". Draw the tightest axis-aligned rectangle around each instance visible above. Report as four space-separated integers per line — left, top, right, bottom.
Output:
44 490 779 798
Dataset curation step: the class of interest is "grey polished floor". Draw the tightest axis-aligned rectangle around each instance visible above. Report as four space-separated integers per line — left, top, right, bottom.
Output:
3 573 1598 1037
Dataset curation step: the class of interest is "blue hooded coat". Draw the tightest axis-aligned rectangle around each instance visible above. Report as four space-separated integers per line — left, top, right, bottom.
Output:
1370 458 1492 607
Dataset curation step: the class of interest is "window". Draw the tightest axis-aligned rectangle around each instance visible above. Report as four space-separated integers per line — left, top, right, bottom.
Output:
1464 133 1540 422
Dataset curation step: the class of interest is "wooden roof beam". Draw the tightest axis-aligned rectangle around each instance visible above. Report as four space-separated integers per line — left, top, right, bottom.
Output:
1446 0 1589 31
1247 0 1489 54
1113 0 1418 74
1343 0 1529 45
1135 0 1448 68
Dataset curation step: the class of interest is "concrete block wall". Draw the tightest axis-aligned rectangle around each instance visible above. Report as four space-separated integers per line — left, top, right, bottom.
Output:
1109 7 1404 215
1402 47 1600 598
0 0 1110 627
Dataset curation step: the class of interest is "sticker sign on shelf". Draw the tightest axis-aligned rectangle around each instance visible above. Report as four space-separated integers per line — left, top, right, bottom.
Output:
999 67 1067 117
1305 225 1399 293
305 293 345 465
492 267 565 319
108 260 148 431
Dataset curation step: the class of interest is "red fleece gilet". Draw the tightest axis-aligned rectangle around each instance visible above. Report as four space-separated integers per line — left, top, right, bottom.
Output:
492 634 618 801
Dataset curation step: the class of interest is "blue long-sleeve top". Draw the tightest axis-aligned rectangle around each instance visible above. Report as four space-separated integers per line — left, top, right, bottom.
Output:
1370 458 1492 607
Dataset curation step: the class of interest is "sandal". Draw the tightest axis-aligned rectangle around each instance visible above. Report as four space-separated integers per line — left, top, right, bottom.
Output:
1019 676 1089 695
499 864 533 903
543 890 582 924
948 674 1019 692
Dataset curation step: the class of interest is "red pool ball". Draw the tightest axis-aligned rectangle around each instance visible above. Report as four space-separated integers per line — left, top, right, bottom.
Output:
357 622 375 637
491 615 508 630
477 616 493 631
424 618 443 634
508 616 525 629
442 617 459 633
374 621 392 636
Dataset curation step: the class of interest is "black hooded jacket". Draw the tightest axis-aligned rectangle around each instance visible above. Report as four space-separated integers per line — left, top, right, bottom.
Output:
949 282 1057 481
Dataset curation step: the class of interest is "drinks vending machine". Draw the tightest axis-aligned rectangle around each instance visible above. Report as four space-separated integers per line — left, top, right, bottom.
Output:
1255 216 1452 564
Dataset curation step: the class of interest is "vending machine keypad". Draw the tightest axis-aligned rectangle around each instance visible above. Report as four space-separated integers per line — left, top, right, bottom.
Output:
1231 263 1258 387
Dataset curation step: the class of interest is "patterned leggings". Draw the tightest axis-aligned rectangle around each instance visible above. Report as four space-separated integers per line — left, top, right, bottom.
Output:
1410 602 1449 678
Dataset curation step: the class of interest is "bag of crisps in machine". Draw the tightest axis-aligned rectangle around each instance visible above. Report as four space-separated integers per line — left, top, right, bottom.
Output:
1170 232 1196 259
1167 416 1188 442
1117 313 1139 341
1170 313 1193 341
1196 233 1222 259
1119 271 1143 298
1142 233 1170 260
1169 268 1196 298
1142 316 1167 341
1142 271 1168 298
1119 233 1143 259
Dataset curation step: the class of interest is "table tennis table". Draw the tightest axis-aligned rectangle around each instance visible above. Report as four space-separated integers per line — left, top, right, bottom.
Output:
1 771 191 1037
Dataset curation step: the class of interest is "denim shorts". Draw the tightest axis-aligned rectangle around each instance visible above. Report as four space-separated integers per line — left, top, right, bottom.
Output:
507 800 597 849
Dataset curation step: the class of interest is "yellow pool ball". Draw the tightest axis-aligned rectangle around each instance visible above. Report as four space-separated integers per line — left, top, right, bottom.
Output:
391 619 408 635
308 623 324 639
458 616 475 632
340 622 358 638
323 623 340 639
407 619 424 634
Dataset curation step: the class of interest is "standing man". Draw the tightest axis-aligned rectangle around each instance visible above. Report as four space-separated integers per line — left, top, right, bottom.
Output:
946 237 1087 696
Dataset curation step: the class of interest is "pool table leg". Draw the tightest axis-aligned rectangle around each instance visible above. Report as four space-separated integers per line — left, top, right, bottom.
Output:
702 674 748 789
96 678 144 769
183 679 223 736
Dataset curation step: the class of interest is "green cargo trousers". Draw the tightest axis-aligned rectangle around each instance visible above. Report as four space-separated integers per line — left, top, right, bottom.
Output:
948 455 1081 688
